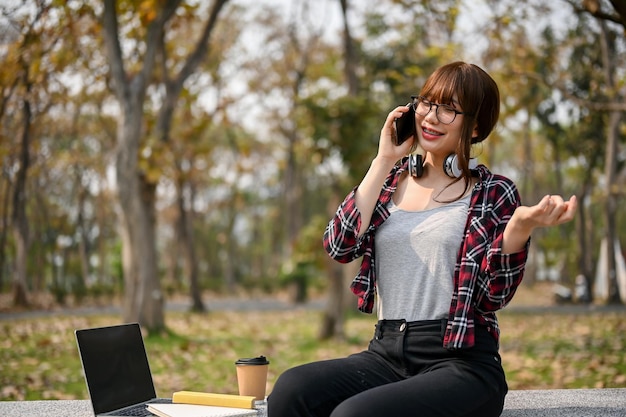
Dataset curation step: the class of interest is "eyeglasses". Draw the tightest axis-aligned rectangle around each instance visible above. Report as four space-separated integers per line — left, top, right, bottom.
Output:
410 95 471 125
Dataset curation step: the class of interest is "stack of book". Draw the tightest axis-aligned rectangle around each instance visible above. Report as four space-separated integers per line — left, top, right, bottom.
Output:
147 391 262 417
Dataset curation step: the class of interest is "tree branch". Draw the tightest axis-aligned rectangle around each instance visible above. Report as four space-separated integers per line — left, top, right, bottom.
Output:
103 0 181 103
511 68 626 112
101 0 127 101
563 0 625 28
140 0 181 94
175 0 229 87
608 0 626 27
156 0 230 141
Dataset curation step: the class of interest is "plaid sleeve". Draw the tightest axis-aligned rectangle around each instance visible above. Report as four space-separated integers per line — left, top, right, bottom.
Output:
323 161 403 264
474 176 529 312
323 162 403 313
445 170 530 350
323 188 366 263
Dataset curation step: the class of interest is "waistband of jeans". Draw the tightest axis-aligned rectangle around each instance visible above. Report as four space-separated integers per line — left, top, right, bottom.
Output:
374 319 447 339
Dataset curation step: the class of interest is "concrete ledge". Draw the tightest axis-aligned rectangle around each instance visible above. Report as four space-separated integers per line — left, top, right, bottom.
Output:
0 389 624 416
0 400 92 417
502 388 626 416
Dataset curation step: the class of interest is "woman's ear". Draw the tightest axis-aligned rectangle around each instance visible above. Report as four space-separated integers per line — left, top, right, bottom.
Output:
471 123 480 142
472 123 479 138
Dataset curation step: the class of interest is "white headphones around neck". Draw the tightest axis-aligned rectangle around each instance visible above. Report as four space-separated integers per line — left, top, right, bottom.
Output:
409 153 477 178
443 154 478 178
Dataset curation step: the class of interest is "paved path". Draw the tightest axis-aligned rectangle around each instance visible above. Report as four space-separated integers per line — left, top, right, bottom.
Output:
0 297 327 321
0 296 624 321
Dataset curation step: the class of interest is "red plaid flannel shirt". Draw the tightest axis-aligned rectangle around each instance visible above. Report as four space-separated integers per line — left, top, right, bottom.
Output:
323 158 529 350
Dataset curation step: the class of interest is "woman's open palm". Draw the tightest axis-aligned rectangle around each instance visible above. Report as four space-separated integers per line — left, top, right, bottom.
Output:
515 194 577 230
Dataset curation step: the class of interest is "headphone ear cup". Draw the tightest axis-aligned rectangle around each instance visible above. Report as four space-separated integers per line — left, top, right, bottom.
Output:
443 154 461 178
408 154 424 177
443 154 478 178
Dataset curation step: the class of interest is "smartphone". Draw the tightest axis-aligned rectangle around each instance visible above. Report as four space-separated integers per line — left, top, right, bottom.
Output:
393 103 415 146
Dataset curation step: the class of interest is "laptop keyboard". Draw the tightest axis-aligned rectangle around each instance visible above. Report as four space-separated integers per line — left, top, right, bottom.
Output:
109 399 172 416
115 406 153 416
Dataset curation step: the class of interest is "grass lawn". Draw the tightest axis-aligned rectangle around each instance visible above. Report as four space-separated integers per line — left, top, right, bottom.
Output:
0 306 625 401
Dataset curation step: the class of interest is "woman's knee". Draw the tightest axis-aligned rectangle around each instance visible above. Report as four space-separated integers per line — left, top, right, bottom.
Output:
268 365 320 417
272 366 306 392
268 366 304 404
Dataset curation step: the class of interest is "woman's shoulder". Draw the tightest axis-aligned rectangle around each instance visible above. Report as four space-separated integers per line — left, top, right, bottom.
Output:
476 165 517 188
475 165 521 204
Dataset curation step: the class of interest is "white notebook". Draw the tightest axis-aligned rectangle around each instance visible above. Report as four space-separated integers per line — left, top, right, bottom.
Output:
147 403 258 417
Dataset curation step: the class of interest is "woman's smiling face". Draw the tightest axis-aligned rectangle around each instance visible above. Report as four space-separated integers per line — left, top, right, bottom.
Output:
416 96 466 157
416 62 501 149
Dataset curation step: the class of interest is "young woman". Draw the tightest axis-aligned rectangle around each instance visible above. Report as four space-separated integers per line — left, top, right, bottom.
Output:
267 61 577 417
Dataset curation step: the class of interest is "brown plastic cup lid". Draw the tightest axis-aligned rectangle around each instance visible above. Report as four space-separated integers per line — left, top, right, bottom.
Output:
235 355 269 365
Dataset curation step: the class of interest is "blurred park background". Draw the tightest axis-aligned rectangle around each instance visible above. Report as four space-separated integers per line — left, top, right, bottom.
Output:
0 0 625 402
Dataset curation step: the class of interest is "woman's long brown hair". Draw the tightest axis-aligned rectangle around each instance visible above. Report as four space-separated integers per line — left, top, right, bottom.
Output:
418 61 500 199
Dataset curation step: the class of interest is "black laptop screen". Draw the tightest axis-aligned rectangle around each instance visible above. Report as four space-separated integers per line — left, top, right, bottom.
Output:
76 323 157 414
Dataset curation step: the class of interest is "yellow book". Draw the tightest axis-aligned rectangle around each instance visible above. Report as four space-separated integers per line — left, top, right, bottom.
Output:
172 391 256 409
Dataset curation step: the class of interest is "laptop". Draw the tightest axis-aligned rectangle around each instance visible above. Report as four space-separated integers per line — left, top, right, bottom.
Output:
75 322 171 416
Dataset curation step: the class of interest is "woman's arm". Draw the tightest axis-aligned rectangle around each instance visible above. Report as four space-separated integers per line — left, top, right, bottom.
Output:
354 156 397 237
355 106 415 236
474 180 576 313
502 194 578 254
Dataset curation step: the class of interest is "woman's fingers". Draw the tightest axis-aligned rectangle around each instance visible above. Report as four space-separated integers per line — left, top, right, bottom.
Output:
535 194 577 226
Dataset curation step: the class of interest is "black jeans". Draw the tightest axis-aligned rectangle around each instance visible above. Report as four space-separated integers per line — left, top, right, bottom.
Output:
268 319 507 417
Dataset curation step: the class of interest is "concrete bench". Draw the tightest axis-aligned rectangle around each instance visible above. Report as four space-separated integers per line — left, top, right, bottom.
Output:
502 388 626 416
0 389 624 416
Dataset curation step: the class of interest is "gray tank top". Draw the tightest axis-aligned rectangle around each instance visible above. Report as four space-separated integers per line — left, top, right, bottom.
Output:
375 195 470 321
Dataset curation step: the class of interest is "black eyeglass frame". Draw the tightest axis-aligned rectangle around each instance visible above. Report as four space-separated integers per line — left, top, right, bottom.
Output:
410 95 473 125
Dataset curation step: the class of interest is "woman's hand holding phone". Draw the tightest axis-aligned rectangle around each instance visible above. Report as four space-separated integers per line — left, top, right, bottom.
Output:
393 103 416 146
377 104 415 162
358 105 416 236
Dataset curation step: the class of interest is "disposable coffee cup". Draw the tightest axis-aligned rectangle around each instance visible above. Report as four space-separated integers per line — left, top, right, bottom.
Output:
235 356 269 401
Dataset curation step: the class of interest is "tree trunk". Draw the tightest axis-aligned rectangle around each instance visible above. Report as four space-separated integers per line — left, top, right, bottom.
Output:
176 179 204 312
599 20 621 304
223 194 239 293
319 258 347 340
103 0 230 329
319 188 349 339
95 190 110 300
282 62 305 303
520 109 537 284
319 0 362 339
116 99 165 330
76 182 89 301
339 0 359 96
603 110 620 304
102 0 181 332
11 89 31 307
576 184 594 301
283 132 303 259
0 168 13 292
